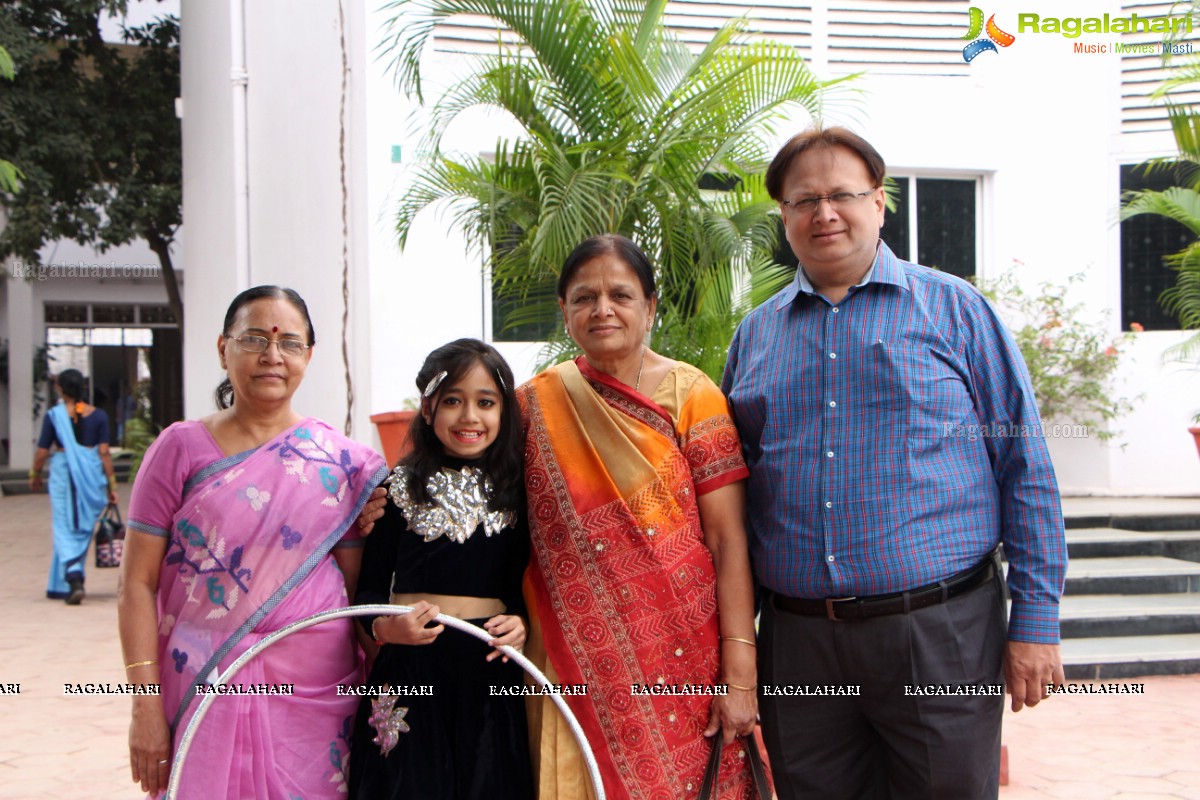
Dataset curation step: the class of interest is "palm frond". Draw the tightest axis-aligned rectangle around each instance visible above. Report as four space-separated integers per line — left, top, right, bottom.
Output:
1119 186 1200 236
381 0 840 361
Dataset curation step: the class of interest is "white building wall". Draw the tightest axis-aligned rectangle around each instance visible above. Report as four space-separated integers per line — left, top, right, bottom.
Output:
361 4 539 417
181 0 378 442
180 0 1200 493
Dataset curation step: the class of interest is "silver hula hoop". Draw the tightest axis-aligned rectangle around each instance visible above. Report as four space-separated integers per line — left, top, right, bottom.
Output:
164 604 605 799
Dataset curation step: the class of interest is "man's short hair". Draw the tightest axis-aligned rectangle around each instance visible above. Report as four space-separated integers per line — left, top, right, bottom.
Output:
765 126 887 200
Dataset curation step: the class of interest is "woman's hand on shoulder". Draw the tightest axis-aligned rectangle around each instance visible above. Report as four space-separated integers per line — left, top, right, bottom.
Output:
376 600 443 646
484 614 526 662
356 486 387 534
129 698 172 794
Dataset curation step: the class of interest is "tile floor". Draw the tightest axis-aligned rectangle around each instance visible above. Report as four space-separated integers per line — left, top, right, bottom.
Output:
1 489 1198 798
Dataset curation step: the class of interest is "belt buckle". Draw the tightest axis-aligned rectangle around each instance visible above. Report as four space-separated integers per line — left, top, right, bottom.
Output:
824 596 856 622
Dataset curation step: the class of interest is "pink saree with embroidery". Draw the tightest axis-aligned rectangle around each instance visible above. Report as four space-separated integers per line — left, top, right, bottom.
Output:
129 418 386 799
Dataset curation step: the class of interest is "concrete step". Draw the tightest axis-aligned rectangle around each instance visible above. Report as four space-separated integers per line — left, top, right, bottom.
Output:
1065 528 1200 562
1059 593 1200 638
1064 556 1200 595
1065 513 1200 532
1061 633 1200 680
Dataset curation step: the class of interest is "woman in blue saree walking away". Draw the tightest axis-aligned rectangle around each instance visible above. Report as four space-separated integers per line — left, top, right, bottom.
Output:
28 368 119 604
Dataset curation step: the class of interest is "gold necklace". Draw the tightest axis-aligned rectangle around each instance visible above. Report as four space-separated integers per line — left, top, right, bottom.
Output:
634 346 646 393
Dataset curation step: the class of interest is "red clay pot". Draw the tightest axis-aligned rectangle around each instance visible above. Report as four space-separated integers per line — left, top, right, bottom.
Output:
370 410 417 469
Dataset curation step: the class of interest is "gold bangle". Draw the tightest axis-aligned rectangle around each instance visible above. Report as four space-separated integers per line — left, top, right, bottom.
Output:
721 636 757 647
28 468 41 479
727 682 757 692
125 659 157 670
107 475 118 488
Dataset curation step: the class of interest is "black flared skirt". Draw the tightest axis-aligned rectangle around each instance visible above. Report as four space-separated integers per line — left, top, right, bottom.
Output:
348 619 533 800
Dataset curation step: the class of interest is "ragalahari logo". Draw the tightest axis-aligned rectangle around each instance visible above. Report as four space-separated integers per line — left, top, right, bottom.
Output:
962 7 1016 62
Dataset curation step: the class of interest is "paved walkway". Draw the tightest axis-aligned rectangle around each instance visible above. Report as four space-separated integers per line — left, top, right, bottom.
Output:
0 489 1199 798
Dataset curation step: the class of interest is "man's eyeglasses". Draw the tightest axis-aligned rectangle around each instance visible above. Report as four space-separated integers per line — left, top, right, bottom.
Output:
780 189 876 214
230 335 310 357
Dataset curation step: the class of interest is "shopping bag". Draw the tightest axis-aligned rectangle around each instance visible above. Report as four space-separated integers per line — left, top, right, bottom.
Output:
94 502 125 568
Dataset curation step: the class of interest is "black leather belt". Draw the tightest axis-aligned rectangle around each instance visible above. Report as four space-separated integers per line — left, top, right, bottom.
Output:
772 550 999 622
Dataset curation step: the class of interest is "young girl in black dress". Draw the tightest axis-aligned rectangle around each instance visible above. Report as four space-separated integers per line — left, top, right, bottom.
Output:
349 338 533 799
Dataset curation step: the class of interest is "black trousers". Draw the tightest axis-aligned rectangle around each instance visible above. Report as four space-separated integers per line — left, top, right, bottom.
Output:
759 572 1007 800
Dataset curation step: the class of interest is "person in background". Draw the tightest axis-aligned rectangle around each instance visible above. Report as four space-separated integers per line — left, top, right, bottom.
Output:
117 285 386 798
29 368 119 605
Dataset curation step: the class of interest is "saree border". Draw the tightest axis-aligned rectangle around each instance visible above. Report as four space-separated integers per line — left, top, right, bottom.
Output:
523 369 722 799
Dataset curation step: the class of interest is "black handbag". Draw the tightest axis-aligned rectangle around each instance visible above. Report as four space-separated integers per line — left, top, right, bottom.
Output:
698 733 771 799
94 502 125 568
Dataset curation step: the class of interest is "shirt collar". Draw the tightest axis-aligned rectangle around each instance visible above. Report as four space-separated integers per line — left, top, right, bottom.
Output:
777 239 908 309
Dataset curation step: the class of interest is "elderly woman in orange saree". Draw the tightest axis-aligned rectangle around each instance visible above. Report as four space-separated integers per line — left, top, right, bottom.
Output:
519 234 764 800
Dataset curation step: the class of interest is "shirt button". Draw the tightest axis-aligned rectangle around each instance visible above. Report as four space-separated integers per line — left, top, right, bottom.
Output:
674 648 684 657
829 401 836 408
825 501 833 509
826 451 834 458
829 352 837 359
832 307 839 313
827 555 836 562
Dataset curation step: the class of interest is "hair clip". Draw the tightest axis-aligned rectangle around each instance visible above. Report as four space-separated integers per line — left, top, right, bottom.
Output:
422 370 449 398
496 370 507 393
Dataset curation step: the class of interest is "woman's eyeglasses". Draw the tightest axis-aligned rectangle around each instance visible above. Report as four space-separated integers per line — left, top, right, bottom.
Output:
229 335 310 357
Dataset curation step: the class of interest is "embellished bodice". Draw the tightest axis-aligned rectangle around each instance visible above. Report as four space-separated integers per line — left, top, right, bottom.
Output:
355 462 529 620
386 465 516 544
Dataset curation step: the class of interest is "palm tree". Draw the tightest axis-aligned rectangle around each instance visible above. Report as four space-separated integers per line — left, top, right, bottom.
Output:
381 0 847 379
1120 10 1200 364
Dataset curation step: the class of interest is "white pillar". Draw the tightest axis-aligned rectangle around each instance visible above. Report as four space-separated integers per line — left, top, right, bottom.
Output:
5 257 38 467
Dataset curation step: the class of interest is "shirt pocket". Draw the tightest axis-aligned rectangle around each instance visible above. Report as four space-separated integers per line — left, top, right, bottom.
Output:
869 338 974 446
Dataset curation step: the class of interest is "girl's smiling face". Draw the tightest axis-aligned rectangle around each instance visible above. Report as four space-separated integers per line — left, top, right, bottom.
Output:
427 362 503 459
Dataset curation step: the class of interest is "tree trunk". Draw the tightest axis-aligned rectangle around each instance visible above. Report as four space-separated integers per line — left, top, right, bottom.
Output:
146 231 184 332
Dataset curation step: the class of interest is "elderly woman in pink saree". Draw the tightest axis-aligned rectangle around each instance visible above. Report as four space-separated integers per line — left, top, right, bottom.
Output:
117 287 386 799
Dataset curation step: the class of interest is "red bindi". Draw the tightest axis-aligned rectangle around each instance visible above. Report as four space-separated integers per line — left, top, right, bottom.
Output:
272 326 278 333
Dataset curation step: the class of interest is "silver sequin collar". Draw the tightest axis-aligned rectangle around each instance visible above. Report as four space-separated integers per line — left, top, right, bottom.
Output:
386 465 516 544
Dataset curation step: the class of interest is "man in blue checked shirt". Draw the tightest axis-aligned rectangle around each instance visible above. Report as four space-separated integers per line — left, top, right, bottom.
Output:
722 126 1067 798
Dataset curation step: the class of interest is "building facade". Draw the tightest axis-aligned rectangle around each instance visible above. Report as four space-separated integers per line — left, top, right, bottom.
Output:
7 0 1198 495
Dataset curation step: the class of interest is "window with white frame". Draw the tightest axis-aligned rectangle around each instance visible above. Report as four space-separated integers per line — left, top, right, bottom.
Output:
880 176 979 280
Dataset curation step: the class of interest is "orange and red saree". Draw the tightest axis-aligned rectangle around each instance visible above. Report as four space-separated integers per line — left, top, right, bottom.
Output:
519 357 754 800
